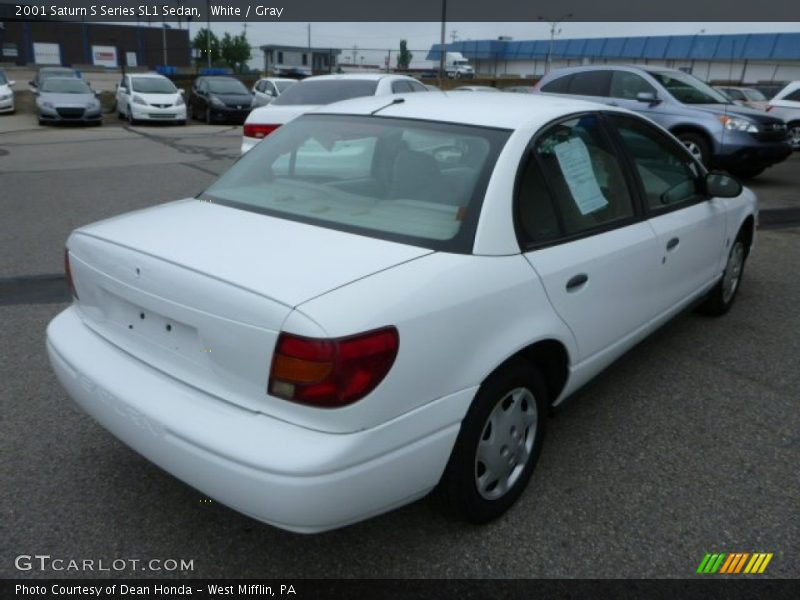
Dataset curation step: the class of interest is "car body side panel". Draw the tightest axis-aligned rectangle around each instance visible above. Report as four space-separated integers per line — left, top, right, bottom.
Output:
295 252 578 431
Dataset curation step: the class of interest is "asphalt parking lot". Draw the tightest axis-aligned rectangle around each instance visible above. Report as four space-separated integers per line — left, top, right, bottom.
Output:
1 118 798 579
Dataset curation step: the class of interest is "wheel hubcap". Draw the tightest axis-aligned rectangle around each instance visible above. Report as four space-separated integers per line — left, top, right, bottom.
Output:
683 140 703 161
722 241 745 303
475 387 537 500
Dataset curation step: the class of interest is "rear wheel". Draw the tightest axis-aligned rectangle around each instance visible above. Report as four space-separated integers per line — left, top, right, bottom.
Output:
439 358 547 523
677 132 711 167
700 235 748 316
205 107 212 124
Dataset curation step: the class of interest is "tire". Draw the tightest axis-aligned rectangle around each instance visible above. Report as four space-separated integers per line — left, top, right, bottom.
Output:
677 132 711 167
177 120 187 126
787 121 800 150
439 358 548 523
729 166 765 180
205 107 212 125
699 234 748 316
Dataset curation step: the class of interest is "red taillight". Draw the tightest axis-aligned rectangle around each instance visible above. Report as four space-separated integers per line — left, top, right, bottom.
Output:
269 327 399 408
64 249 78 300
243 123 280 139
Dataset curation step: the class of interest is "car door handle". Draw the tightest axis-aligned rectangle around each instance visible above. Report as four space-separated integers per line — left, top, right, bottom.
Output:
565 273 589 292
666 237 680 251
606 101 619 107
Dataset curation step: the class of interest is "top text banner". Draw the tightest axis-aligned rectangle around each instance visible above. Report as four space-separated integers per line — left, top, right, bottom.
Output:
2 0 799 22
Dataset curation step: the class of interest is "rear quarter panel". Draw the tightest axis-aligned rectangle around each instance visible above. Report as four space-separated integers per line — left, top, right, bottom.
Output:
292 252 577 432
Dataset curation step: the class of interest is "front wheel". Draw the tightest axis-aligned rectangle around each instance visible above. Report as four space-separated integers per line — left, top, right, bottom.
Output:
205 107 212 124
677 132 711 166
439 358 547 523
699 237 747 316
787 121 800 150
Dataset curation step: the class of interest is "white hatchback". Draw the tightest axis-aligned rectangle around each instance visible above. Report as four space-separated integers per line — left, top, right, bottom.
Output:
766 81 800 149
116 73 187 125
48 93 756 533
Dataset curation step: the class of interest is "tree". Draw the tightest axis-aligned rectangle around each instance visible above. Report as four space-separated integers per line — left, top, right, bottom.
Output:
192 28 221 67
397 40 413 70
221 32 252 73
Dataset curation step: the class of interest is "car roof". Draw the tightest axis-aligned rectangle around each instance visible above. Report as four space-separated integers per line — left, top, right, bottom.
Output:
301 73 414 83
314 91 621 130
129 73 169 79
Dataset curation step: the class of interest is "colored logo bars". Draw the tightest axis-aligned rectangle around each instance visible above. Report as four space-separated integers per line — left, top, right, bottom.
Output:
697 553 773 574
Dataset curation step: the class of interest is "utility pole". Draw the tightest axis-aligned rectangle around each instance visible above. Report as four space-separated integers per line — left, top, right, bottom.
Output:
438 0 446 84
537 13 572 75
450 30 458 43
206 0 211 69
352 44 358 67
162 22 168 66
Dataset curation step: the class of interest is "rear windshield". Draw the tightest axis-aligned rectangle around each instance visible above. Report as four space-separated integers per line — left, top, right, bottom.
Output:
132 77 177 94
41 79 91 94
207 78 249 94
201 114 510 253
647 70 731 105
272 80 379 106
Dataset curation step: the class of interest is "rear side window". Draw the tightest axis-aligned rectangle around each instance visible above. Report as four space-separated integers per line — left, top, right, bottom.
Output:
610 72 657 100
724 88 745 101
272 80 379 105
566 71 612 97
391 80 413 93
526 114 635 239
540 75 572 94
516 157 561 244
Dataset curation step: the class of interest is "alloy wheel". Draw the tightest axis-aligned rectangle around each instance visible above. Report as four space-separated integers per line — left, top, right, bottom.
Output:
722 241 745 304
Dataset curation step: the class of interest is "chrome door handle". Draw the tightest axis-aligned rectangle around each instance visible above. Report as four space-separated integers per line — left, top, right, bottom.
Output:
566 273 589 292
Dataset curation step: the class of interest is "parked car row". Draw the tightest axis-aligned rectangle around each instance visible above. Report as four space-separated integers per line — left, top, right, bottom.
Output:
240 69 797 179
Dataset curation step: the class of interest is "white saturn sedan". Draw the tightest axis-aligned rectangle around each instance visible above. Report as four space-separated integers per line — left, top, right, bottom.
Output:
116 73 187 125
47 93 756 533
241 73 430 154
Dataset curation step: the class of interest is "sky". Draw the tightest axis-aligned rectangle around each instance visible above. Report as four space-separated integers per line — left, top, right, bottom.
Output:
172 21 800 68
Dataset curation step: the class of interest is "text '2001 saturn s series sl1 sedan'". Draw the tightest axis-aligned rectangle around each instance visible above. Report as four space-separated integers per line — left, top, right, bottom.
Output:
47 93 756 533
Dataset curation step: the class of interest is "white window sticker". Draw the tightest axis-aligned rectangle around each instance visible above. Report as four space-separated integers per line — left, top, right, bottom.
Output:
553 138 609 215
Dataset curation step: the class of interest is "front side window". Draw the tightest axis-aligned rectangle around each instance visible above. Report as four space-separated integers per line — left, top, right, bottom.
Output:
391 80 413 93
647 70 731 105
609 115 702 211
610 71 657 100
529 114 635 238
723 88 745 101
742 88 767 101
202 115 510 252
783 89 800 102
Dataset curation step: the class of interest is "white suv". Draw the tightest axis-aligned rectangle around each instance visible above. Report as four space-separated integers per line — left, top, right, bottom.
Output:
767 81 800 149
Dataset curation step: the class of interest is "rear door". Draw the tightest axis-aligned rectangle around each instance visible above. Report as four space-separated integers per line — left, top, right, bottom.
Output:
518 112 661 361
607 114 726 314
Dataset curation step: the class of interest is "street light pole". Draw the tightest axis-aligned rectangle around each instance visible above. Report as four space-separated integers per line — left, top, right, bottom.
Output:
438 0 447 85
206 0 211 70
538 13 572 75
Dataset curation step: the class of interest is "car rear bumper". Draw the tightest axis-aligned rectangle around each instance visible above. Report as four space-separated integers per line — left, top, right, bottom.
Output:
46 306 469 533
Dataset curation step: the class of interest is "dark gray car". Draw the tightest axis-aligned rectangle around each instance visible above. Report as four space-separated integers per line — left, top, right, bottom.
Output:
36 77 102 125
535 65 791 178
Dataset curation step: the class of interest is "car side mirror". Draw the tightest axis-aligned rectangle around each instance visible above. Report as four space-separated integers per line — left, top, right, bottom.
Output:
636 91 660 105
178 89 185 95
8 80 16 87
705 171 743 198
